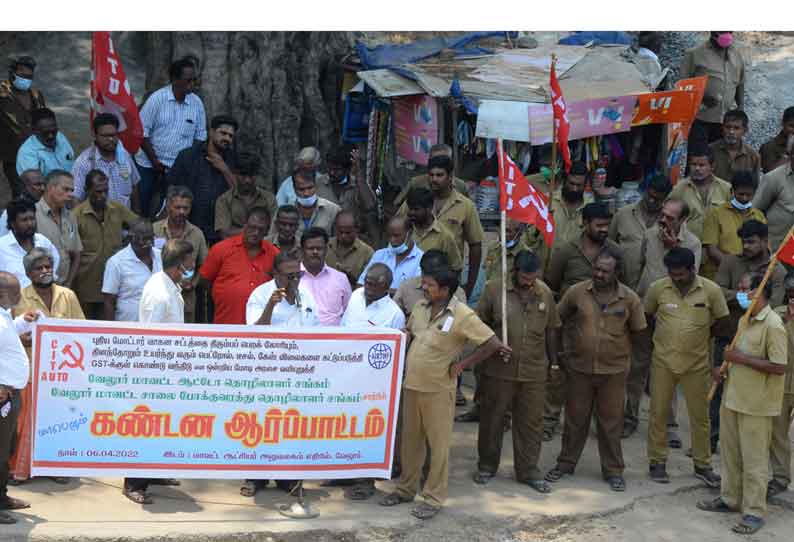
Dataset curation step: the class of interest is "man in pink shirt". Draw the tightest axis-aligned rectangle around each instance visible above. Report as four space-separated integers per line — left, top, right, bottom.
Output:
299 227 351 326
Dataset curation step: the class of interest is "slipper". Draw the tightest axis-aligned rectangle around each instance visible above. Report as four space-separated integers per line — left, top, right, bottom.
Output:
455 391 467 406
526 479 552 494
411 502 440 520
606 476 626 492
542 427 554 442
696 497 734 513
667 430 682 449
455 410 479 423
767 480 787 499
0 512 16 525
379 492 413 506
472 471 494 485
544 467 569 483
0 497 30 510
240 480 265 497
150 478 180 486
50 477 69 485
732 515 764 535
122 489 152 505
346 483 376 501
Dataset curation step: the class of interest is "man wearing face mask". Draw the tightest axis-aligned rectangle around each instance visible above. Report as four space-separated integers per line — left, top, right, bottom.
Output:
275 147 335 207
215 153 276 240
671 143 731 242
680 32 746 146
0 169 45 239
278 169 340 238
136 58 207 218
15 108 74 177
703 171 765 279
101 219 163 322
485 218 529 282
167 114 237 239
760 107 794 174
358 216 424 293
709 110 760 184
0 56 45 199
73 170 139 319
406 187 462 273
11 248 84 483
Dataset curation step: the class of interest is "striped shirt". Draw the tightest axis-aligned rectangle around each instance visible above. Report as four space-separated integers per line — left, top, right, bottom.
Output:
134 85 207 168
71 143 140 208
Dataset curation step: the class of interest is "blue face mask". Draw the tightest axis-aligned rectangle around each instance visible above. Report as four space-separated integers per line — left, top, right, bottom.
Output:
736 291 751 310
296 194 318 207
731 197 753 211
180 266 195 281
390 241 410 256
12 76 32 92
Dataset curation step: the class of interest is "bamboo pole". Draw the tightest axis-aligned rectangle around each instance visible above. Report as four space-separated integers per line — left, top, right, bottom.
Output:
497 138 508 349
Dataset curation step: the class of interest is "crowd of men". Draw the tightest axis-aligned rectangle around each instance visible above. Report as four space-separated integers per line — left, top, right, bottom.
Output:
0 32 793 534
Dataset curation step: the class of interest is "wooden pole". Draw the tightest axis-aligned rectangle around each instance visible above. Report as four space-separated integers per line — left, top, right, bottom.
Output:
549 54 558 196
708 227 794 400
497 138 508 348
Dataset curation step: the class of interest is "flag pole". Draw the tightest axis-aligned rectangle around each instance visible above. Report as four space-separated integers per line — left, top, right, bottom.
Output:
497 138 508 349
708 226 794 400
549 54 558 196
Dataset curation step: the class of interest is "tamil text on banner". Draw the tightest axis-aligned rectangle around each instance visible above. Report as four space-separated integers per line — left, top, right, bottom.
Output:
666 76 708 184
30 320 405 480
631 89 696 126
528 95 638 144
393 95 438 165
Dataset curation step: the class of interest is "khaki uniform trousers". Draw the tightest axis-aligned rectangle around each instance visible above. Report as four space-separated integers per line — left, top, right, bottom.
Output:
558 369 627 478
395 388 455 508
720 406 773 518
770 393 794 488
647 362 712 468
477 375 545 481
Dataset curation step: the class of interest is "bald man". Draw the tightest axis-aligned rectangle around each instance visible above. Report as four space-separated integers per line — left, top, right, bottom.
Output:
358 217 424 293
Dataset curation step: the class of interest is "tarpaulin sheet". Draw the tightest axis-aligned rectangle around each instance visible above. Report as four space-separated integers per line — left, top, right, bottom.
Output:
558 31 633 46
355 32 516 69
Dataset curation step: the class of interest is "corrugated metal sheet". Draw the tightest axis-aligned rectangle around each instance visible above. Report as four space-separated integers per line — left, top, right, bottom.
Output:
356 69 423 97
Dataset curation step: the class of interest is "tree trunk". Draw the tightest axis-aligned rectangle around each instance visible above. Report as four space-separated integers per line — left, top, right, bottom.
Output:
143 31 352 191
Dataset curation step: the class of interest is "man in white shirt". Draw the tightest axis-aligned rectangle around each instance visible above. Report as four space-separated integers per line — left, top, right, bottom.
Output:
0 198 60 288
243 251 318 498
102 220 162 321
0 169 45 239
0 272 36 523
123 240 194 505
246 251 319 327
342 263 405 329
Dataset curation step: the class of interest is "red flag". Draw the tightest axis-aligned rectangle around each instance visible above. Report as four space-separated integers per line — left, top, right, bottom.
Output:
498 141 556 247
776 232 794 266
549 63 571 173
91 32 143 154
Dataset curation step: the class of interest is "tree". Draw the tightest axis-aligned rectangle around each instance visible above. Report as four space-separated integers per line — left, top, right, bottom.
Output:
143 31 352 190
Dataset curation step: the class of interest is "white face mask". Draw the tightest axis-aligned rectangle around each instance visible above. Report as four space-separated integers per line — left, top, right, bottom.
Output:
731 197 752 211
296 194 318 207
390 240 410 256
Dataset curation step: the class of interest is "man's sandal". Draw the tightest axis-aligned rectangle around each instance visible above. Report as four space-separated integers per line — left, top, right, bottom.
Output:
345 483 376 501
240 480 266 497
767 480 787 499
542 427 554 442
122 489 152 505
472 471 494 485
605 476 626 492
732 515 764 535
0 497 29 510
696 497 734 513
379 492 413 506
411 502 440 520
544 467 568 483
526 479 552 494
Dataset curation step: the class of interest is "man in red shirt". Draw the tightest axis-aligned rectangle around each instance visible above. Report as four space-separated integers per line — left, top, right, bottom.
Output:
200 207 278 324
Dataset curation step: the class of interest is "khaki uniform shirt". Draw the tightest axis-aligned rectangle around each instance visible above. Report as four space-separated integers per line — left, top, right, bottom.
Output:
608 201 655 290
759 133 789 174
775 306 794 395
484 239 530 282
398 190 484 255
752 165 794 250
325 237 374 288
679 41 746 124
701 202 767 278
644 276 730 374
670 176 732 240
153 219 208 316
394 174 470 207
411 219 462 271
393 277 466 317
724 304 787 416
710 139 761 183
546 236 623 296
16 284 85 321
297 197 340 237
404 297 494 392
715 253 786 333
214 186 277 235
35 199 83 284
71 200 138 304
476 279 560 381
558 280 647 374
636 224 702 297
549 190 595 246
0 81 45 161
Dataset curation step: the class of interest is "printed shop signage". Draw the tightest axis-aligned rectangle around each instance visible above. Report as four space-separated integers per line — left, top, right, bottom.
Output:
393 95 439 165
30 320 405 480
631 89 696 126
528 95 638 144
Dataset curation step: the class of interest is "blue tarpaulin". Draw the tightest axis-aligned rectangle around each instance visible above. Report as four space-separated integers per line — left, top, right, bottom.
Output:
558 31 633 46
355 32 517 70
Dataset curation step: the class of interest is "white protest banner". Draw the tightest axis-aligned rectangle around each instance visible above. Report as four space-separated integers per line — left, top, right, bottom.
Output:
30 320 405 480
